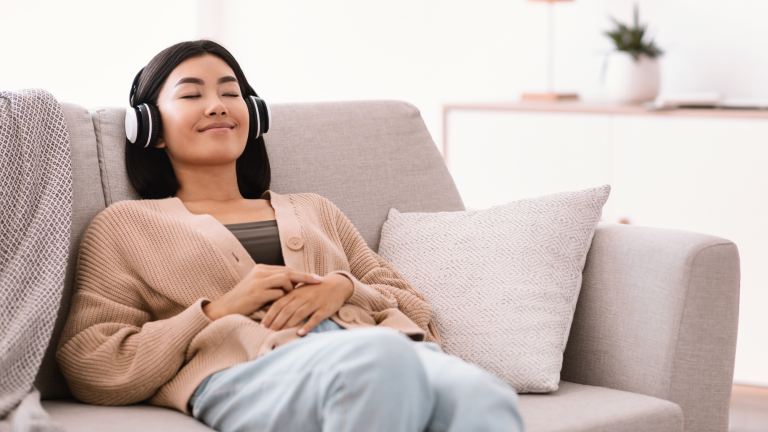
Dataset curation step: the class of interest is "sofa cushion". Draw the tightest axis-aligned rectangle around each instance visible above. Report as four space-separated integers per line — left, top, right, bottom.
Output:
42 400 214 432
42 381 681 432
90 107 141 206
378 186 610 392
89 101 464 253
519 381 683 432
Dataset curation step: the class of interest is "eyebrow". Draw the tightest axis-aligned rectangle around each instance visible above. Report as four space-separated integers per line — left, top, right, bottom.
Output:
175 76 238 87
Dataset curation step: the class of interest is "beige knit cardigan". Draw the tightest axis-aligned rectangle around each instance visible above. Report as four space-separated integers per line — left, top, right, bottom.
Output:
56 191 440 414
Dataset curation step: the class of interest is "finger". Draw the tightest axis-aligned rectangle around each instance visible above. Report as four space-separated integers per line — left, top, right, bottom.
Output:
256 290 285 321
284 303 320 330
285 269 324 286
261 289 284 304
261 294 292 328
298 310 328 336
294 279 323 290
255 265 322 285
269 297 308 331
252 265 323 292
262 273 295 294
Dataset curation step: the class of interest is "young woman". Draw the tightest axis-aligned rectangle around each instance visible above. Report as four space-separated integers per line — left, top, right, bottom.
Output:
56 40 524 432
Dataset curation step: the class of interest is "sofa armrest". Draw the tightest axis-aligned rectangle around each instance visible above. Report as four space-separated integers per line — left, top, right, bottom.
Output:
561 222 740 432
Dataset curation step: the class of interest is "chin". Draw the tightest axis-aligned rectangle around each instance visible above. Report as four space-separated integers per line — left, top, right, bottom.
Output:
216 145 246 161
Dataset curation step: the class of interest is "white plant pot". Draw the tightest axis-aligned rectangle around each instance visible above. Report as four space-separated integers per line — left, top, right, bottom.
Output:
604 52 660 103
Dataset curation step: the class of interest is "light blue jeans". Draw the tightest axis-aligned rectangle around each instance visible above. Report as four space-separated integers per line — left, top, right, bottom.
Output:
189 319 524 432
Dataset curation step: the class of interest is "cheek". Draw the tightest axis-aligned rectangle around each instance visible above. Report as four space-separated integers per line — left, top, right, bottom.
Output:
232 102 250 141
158 100 250 160
160 105 197 147
239 116 250 144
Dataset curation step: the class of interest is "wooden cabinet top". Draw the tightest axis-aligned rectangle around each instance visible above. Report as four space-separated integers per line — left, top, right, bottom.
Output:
443 101 768 120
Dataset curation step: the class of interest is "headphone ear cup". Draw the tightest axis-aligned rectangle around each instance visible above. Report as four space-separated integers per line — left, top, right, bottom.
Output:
125 107 140 144
246 95 270 139
127 103 161 148
146 104 162 148
245 95 260 139
253 97 270 136
264 100 271 134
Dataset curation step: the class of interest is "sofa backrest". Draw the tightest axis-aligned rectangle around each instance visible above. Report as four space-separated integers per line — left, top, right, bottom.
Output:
35 99 465 399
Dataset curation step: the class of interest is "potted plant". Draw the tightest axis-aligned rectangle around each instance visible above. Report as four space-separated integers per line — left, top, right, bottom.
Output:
603 5 664 103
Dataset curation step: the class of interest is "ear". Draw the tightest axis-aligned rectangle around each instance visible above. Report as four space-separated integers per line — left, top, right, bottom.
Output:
154 136 167 149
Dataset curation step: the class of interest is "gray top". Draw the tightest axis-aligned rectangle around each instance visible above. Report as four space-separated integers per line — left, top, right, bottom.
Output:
223 220 285 266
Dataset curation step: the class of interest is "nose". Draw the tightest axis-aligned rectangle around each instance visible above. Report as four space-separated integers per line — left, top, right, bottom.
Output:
206 96 227 117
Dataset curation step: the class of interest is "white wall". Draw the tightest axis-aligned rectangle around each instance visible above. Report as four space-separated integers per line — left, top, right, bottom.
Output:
220 0 768 148
2 0 768 385
5 0 768 146
0 1 198 109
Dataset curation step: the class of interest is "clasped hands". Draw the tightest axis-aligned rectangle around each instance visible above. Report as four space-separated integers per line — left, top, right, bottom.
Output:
202 264 354 335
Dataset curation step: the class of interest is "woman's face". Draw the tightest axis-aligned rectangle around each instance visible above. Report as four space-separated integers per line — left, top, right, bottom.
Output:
154 54 249 167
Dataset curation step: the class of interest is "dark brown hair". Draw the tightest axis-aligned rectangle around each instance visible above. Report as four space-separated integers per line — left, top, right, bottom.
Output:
125 39 270 199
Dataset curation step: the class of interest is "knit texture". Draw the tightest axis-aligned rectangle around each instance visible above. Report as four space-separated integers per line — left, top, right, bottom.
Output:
0 88 70 432
56 192 437 414
378 185 611 393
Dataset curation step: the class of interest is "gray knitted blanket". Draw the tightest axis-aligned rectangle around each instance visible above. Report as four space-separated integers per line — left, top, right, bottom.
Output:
0 89 70 432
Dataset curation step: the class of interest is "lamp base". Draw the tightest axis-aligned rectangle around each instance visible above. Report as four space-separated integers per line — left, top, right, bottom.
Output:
521 93 579 101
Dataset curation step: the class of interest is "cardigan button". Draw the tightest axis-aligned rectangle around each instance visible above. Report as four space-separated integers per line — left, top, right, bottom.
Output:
287 236 304 251
338 305 356 322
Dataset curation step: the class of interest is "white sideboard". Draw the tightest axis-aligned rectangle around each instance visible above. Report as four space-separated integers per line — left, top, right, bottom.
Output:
444 102 768 386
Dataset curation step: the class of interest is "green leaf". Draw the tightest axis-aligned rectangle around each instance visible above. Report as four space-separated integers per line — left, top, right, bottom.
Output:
603 4 663 57
633 4 639 29
637 25 647 41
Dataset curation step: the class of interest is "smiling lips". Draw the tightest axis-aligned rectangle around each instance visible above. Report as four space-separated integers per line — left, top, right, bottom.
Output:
200 122 234 132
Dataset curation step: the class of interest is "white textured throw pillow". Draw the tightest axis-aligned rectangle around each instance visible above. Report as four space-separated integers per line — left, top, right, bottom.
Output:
378 185 611 393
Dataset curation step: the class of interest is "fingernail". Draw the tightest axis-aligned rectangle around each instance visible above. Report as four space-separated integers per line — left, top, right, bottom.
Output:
312 274 324 282
298 328 307 336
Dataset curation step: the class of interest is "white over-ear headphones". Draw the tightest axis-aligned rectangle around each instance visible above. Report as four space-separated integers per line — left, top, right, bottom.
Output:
125 67 271 148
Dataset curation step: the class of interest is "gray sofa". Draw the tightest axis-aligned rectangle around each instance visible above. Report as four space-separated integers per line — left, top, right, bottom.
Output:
34 100 739 432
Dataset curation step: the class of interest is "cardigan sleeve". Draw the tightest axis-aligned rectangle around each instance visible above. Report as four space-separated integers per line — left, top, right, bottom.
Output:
55 219 213 406
326 200 441 344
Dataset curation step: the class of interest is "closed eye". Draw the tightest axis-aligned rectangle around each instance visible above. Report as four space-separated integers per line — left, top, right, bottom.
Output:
181 94 239 98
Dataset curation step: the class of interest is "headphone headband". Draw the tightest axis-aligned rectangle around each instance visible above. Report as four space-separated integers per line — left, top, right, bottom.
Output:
129 67 145 107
